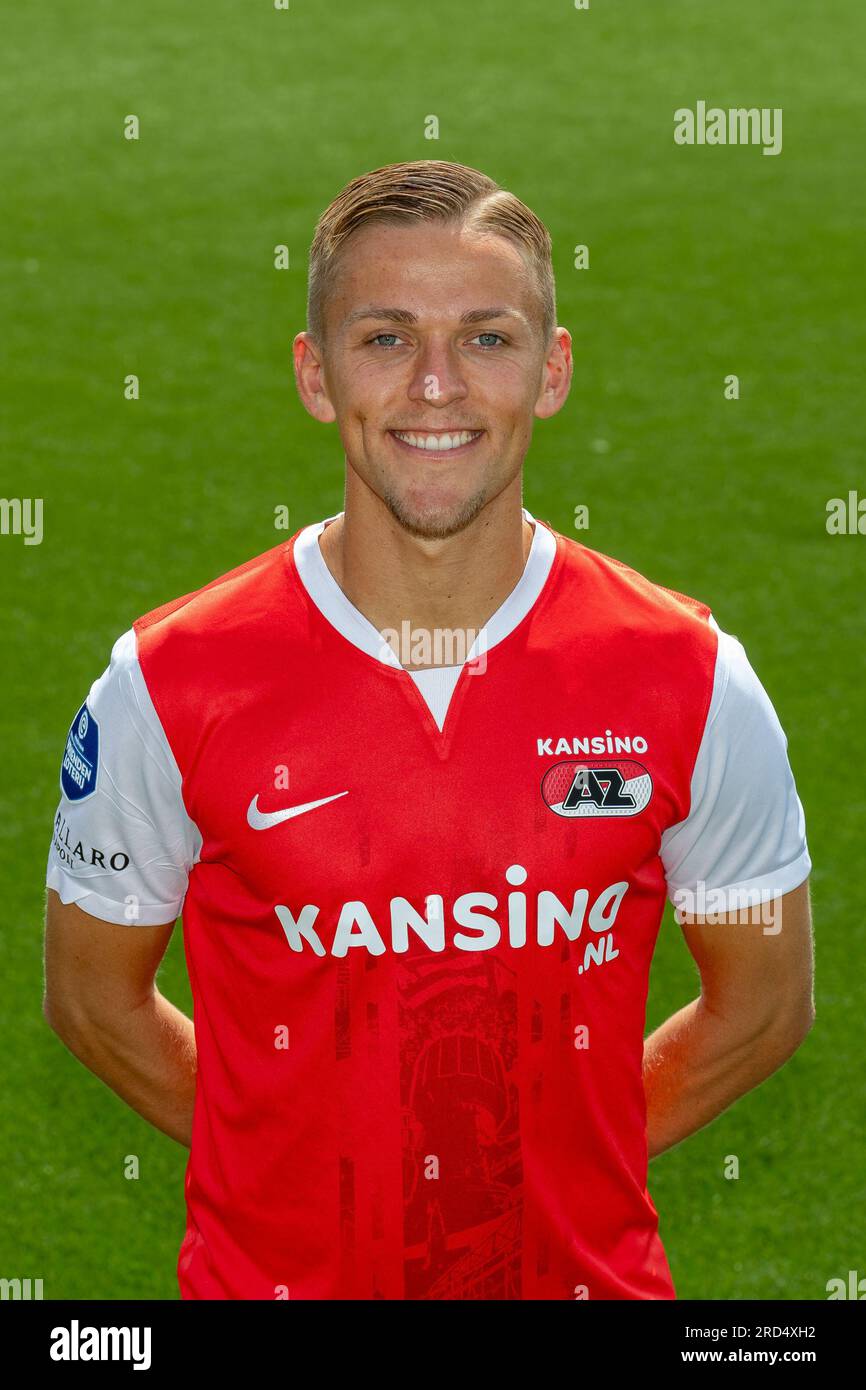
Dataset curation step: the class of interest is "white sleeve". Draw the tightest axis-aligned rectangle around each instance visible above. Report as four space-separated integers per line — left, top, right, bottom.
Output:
46 628 201 926
660 617 811 914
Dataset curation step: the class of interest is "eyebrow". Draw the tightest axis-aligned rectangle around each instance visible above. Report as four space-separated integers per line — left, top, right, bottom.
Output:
341 305 527 330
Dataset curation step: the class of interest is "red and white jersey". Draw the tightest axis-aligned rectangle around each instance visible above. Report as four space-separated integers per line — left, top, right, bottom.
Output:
46 509 811 1300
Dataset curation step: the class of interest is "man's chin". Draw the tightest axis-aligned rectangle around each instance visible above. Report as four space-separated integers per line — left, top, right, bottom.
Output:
381 488 488 541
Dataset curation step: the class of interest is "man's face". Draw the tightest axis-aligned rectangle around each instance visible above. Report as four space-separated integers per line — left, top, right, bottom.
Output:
295 220 571 540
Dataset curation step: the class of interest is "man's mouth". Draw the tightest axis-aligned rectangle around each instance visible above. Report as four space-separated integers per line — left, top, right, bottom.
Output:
389 429 484 455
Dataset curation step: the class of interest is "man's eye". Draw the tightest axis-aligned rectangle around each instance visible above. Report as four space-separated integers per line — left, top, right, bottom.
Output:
367 332 506 349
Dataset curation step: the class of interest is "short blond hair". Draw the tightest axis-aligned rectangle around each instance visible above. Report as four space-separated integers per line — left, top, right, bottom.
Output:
306 159 556 348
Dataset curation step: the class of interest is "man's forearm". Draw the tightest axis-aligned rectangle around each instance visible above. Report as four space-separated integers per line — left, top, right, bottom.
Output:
643 995 809 1160
45 989 196 1147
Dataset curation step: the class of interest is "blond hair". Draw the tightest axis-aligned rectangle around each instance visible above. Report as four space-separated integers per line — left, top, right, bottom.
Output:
306 160 555 348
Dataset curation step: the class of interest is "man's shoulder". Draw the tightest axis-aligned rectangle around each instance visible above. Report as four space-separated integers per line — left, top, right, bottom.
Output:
547 525 714 635
133 534 302 652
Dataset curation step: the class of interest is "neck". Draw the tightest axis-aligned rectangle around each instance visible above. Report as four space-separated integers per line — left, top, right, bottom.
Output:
317 475 533 671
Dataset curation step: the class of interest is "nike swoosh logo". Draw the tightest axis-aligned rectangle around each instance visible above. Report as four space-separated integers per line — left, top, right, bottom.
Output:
246 790 348 830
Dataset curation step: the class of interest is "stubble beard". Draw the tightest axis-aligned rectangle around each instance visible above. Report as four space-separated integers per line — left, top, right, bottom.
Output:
378 478 492 541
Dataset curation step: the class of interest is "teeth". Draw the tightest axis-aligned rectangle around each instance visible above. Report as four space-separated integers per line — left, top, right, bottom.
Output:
393 430 481 451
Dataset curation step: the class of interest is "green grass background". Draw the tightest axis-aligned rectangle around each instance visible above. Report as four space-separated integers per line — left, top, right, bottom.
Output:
1 0 863 1299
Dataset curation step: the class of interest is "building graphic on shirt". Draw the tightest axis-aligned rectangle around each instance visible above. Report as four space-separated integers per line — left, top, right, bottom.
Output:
398 951 522 1299
333 928 587 1298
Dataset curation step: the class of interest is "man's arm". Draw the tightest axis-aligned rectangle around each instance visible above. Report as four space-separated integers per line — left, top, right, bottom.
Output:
42 889 197 1147
644 877 814 1160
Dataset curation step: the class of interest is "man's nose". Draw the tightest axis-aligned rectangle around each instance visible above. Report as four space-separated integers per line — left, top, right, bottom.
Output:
406 341 469 406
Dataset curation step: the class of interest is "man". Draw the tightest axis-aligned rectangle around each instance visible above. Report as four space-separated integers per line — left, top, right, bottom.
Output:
43 159 814 1301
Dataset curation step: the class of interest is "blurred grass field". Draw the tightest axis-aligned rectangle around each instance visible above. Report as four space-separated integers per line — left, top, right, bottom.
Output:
1 0 864 1299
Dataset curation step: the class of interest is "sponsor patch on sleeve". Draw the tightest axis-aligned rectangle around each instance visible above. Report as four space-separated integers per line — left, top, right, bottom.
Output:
61 702 99 801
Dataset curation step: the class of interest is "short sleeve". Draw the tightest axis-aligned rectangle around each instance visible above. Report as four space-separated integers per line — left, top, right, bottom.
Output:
46 628 201 925
660 617 811 914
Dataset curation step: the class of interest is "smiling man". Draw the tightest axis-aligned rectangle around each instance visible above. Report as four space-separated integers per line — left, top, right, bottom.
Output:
43 160 813 1301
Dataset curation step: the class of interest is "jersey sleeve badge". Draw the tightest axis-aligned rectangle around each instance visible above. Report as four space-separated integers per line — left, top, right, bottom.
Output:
60 701 100 801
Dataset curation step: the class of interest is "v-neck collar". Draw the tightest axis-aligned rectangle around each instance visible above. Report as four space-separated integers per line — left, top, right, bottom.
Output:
292 505 557 672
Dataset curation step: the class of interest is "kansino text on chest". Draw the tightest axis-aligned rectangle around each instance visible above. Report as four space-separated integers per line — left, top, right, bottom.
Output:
273 870 629 958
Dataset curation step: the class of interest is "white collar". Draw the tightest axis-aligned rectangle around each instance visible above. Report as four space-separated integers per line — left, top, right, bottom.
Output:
293 507 556 669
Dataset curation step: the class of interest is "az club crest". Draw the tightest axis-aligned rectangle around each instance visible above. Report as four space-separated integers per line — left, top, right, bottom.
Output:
541 759 652 819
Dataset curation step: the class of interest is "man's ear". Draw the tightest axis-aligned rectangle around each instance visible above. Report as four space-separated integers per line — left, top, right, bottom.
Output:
293 331 337 424
534 326 573 421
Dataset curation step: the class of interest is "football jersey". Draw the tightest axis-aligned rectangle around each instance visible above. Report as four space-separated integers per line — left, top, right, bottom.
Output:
46 508 811 1300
